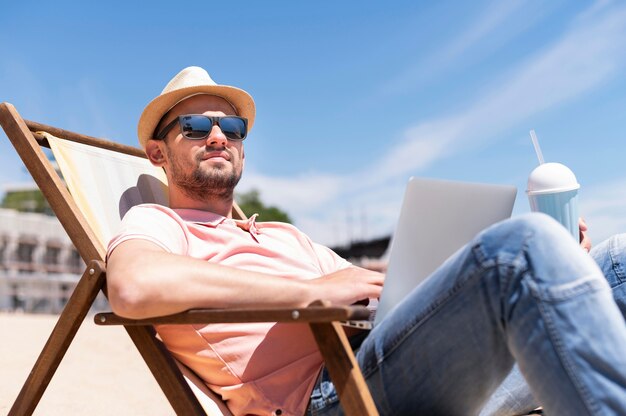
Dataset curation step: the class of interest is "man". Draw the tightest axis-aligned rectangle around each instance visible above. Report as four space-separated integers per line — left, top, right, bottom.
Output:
107 66 626 415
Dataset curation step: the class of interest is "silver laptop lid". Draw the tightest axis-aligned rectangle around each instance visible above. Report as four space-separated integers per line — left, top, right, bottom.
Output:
374 177 517 325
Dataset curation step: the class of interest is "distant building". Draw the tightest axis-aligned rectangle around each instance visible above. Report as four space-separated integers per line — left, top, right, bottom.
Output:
331 236 391 273
0 207 108 313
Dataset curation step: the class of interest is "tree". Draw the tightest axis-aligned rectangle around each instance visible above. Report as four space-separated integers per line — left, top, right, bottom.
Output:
236 189 292 223
1 189 53 215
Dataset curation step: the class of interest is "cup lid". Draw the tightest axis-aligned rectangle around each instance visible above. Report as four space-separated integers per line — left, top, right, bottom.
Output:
526 162 580 195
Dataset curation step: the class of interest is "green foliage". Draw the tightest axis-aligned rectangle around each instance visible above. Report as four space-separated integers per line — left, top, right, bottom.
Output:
236 189 292 223
1 189 53 215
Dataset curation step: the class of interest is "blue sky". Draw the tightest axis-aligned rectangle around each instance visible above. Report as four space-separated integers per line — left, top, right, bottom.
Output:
1 0 626 246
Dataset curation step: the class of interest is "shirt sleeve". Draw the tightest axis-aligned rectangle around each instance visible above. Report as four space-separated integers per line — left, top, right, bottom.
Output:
309 240 352 274
270 221 352 275
107 204 188 258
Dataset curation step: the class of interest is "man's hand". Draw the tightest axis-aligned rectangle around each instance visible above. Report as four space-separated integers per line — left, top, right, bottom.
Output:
307 267 384 306
579 217 592 252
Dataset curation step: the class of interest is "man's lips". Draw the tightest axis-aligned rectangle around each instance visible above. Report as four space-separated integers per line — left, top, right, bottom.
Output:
201 151 231 161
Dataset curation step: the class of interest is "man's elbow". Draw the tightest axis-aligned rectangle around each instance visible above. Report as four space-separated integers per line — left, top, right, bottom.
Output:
106 244 161 319
107 277 154 319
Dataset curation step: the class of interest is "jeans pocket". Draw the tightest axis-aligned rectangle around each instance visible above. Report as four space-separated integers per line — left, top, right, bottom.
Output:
307 367 339 415
528 274 608 302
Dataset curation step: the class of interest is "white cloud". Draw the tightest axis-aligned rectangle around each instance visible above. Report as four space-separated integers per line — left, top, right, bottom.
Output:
243 3 626 246
365 118 464 185
441 1 526 59
381 0 534 95
371 3 626 181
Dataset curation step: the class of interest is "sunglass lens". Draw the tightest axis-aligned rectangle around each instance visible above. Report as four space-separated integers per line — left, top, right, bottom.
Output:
179 115 247 140
181 115 212 139
219 117 247 141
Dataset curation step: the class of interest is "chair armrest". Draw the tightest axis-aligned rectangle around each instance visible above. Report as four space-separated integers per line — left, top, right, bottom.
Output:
94 303 371 326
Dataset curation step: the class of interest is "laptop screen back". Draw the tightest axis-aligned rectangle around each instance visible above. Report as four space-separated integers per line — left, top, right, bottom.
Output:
374 177 517 325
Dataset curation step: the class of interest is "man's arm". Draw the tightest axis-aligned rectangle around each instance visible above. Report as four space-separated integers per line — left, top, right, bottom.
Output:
106 239 384 319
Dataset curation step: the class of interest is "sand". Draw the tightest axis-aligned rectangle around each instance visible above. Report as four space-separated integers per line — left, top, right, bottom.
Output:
0 312 173 415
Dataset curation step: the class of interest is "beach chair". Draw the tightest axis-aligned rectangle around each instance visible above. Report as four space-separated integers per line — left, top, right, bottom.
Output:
0 102 378 416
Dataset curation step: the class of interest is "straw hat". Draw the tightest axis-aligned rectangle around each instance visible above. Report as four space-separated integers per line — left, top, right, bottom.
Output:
137 66 256 149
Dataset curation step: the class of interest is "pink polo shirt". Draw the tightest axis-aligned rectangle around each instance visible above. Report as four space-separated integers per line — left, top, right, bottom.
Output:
107 204 351 416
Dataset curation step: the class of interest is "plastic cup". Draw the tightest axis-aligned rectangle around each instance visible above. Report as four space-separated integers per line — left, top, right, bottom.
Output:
526 162 580 239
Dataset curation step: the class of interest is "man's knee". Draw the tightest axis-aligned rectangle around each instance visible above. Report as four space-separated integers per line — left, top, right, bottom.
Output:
477 213 607 303
478 212 573 257
507 212 568 238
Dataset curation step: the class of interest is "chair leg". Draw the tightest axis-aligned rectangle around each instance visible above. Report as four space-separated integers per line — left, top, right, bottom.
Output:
309 321 379 416
9 261 106 416
122 325 206 415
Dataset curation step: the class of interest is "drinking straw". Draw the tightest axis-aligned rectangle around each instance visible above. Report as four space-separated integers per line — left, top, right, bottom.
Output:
529 129 545 165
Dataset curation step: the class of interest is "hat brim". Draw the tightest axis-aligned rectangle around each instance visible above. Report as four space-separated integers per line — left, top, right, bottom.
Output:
137 84 255 149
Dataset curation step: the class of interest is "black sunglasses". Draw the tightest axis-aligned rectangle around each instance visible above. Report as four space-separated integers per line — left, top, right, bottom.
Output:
155 114 248 141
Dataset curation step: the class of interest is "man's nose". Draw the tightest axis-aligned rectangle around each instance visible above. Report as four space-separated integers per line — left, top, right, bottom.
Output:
205 125 228 147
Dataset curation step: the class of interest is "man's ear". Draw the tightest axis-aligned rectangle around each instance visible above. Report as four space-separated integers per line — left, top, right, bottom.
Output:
145 140 166 167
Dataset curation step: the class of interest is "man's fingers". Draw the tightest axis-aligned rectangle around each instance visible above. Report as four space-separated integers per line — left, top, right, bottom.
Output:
578 217 591 252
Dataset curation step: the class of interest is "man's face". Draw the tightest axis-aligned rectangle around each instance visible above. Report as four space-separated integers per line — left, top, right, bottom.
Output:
150 94 245 201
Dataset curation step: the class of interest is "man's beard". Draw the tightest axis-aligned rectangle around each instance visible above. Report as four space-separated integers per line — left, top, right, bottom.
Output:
166 147 242 201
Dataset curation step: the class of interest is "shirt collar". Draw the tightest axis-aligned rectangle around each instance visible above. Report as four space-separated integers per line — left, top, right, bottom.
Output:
234 213 260 236
174 209 260 238
175 209 227 227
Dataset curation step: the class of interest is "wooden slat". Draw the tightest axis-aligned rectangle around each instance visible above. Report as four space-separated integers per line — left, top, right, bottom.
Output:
123 326 206 415
0 103 105 264
310 319 379 416
94 305 370 326
8 261 106 416
231 203 246 220
25 119 146 158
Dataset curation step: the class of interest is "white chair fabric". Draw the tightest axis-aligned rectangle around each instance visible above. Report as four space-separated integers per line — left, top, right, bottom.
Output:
45 132 232 416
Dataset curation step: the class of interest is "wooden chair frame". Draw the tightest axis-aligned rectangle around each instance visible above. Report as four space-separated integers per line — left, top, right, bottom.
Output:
0 102 379 415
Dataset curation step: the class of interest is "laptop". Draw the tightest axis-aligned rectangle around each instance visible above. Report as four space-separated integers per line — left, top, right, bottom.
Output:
343 177 517 329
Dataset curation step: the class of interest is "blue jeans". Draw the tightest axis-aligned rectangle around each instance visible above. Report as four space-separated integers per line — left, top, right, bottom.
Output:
306 214 626 415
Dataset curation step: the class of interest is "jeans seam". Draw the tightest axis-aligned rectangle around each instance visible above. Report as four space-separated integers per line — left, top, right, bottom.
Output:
361 246 495 378
609 236 626 283
363 223 539 379
528 278 600 415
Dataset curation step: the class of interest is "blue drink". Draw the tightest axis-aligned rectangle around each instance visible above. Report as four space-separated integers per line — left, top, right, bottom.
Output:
528 189 579 238
527 163 580 240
